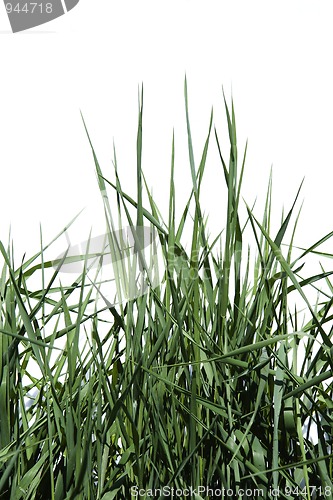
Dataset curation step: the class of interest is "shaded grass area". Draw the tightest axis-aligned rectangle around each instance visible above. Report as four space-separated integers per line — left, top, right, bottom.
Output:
0 82 332 499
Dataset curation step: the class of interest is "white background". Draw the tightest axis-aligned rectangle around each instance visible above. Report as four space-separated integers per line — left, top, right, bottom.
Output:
1 1 333 267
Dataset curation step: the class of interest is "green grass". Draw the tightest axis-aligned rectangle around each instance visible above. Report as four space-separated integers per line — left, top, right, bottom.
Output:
0 81 332 499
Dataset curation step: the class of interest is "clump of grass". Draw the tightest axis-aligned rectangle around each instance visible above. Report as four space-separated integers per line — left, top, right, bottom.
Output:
0 81 332 499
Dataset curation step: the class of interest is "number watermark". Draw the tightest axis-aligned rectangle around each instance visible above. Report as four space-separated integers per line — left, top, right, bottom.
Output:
3 0 80 32
130 485 333 498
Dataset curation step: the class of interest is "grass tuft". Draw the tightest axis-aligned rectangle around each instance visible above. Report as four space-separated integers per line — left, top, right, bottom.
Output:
0 83 332 499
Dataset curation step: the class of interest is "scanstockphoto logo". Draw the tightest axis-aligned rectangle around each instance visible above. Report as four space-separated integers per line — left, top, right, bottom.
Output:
4 0 79 32
53 226 164 308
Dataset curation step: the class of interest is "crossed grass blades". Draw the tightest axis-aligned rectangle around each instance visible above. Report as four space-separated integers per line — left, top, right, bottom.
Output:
1 81 333 499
